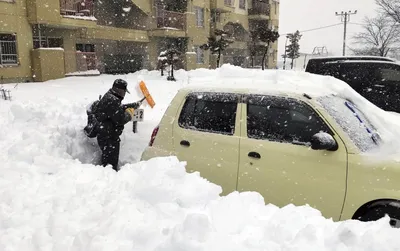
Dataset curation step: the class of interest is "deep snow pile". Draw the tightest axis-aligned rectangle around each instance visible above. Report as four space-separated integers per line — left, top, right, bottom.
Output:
1 65 400 250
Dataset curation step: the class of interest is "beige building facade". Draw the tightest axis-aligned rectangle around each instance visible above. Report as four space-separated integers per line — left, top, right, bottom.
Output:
0 0 279 83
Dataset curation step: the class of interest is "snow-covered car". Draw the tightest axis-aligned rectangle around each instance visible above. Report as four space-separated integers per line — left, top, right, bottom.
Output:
141 78 400 227
305 56 400 113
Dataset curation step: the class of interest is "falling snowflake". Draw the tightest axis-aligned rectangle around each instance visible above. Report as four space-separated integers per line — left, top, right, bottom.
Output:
122 7 131 12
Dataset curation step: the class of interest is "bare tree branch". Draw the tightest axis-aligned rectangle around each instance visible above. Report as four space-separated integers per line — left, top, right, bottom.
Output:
351 13 400 57
376 0 400 23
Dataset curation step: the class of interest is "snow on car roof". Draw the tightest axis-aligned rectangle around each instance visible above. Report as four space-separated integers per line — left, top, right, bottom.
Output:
325 60 400 65
309 55 396 62
180 65 348 98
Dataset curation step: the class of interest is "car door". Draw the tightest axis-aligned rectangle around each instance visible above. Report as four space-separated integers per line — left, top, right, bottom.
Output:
237 95 348 221
371 63 400 113
172 92 242 195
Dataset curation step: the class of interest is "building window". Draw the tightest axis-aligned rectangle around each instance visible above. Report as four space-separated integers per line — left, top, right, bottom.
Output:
239 0 246 9
0 33 18 65
196 47 204 64
224 0 234 7
195 7 204 27
33 37 63 49
76 43 95 52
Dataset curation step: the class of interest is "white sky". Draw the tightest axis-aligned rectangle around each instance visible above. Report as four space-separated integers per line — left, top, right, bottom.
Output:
278 0 378 57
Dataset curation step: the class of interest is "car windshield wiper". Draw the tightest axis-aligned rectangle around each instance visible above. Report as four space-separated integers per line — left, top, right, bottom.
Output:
345 101 379 145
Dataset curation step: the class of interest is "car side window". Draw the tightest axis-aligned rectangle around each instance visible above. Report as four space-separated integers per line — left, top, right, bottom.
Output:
374 64 400 82
246 95 332 144
178 92 238 135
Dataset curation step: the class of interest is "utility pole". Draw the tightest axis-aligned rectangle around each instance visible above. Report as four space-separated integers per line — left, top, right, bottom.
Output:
335 10 357 56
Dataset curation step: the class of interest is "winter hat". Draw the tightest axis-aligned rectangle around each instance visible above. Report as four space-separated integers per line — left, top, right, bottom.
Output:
113 79 130 94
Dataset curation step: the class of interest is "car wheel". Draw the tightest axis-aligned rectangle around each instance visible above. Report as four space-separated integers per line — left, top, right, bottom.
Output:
358 205 400 228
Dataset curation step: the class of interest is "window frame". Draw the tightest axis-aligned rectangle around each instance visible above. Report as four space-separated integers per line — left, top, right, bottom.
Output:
244 94 335 145
195 46 204 64
194 6 205 28
178 92 240 136
76 43 95 52
0 33 18 66
239 0 246 9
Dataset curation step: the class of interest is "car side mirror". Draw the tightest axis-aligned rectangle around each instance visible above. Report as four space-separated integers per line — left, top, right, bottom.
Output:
310 132 338 151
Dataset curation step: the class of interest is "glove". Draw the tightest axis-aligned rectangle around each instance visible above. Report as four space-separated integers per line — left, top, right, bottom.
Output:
126 108 135 120
132 102 141 109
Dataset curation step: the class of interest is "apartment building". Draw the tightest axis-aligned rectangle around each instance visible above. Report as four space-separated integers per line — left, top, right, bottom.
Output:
0 0 279 83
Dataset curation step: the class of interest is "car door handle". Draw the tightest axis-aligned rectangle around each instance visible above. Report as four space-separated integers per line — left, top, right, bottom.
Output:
248 151 261 159
180 140 190 147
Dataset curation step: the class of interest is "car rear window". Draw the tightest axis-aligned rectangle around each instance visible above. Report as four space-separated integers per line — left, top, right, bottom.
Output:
178 92 238 135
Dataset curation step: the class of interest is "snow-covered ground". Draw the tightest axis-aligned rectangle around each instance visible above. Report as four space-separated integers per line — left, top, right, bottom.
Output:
1 65 400 250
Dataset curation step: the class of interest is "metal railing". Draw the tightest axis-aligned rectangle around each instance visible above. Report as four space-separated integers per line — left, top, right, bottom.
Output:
156 7 186 30
76 51 97 71
248 1 270 16
60 0 94 17
0 88 12 101
0 40 18 65
224 0 234 7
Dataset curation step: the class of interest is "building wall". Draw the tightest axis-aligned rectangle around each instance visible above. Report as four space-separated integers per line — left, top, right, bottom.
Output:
0 0 33 83
187 0 211 69
0 0 280 83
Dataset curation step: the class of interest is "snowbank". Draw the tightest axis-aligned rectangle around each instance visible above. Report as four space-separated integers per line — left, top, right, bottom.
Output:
1 156 399 250
1 65 400 250
65 70 100 76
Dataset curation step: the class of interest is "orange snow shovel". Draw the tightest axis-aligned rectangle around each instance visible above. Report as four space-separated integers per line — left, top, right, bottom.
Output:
132 81 155 133
139 81 156 108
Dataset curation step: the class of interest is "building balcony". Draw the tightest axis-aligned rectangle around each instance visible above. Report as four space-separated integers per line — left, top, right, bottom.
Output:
156 8 186 30
224 0 234 7
26 0 96 27
132 0 151 14
60 0 94 17
211 0 234 13
248 1 270 19
149 7 187 37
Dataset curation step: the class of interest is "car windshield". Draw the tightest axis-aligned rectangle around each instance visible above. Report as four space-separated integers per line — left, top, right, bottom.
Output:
318 95 380 152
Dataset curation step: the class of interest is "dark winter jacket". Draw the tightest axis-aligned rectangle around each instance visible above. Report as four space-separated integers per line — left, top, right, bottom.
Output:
95 89 132 139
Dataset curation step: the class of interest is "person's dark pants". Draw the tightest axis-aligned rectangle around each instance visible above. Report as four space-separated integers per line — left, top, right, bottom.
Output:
97 136 120 171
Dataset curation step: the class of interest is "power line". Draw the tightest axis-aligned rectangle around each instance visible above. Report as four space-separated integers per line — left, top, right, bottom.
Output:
348 22 364 26
280 23 343 36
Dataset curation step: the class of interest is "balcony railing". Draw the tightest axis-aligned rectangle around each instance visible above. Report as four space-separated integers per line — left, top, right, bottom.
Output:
60 0 94 17
156 8 186 30
248 1 270 16
76 52 97 71
224 0 234 7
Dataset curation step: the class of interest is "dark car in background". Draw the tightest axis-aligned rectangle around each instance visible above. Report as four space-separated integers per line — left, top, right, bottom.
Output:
305 56 400 113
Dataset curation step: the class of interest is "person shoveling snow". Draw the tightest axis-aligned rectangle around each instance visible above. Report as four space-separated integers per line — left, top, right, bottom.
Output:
84 79 143 171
